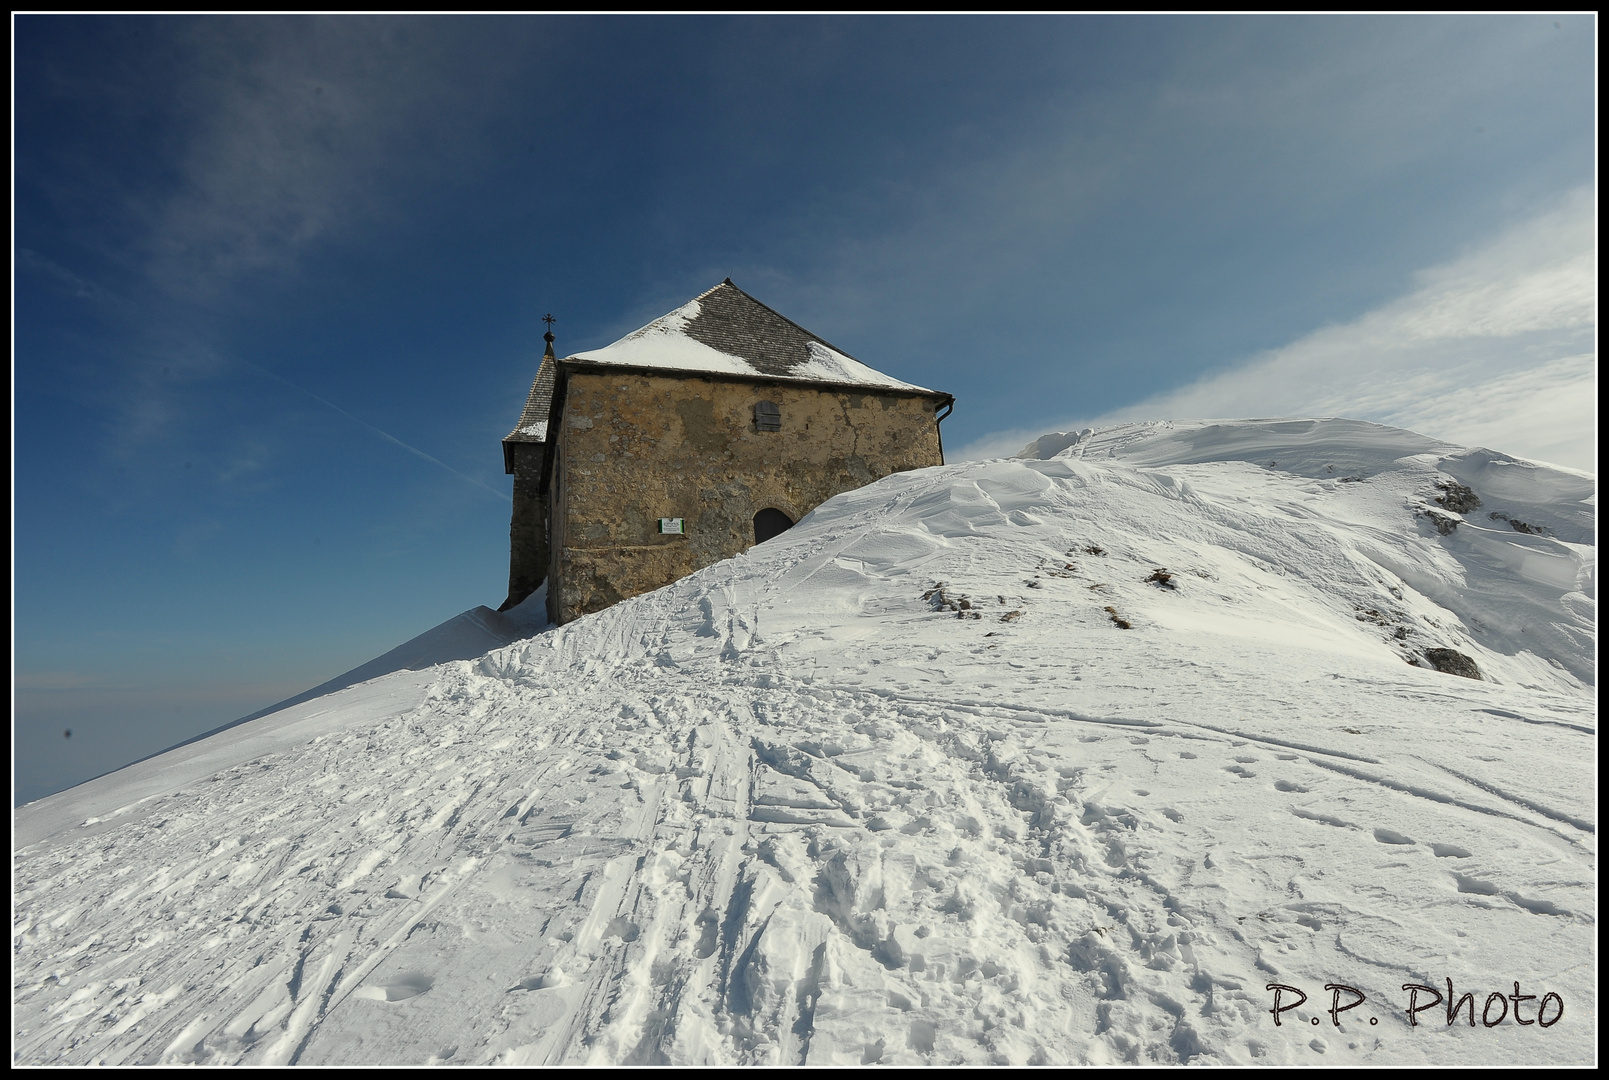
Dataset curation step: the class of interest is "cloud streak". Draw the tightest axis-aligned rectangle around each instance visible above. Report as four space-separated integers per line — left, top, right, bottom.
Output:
141 17 520 299
957 186 1597 472
237 357 511 502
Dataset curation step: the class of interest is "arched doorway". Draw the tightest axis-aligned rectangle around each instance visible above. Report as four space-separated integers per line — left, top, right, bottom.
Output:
753 507 794 545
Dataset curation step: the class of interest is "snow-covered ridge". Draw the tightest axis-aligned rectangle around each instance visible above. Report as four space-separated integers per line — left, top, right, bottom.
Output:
1019 418 1596 685
14 419 1595 1066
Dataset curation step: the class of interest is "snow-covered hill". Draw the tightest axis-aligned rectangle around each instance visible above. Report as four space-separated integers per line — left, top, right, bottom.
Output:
13 419 1595 1066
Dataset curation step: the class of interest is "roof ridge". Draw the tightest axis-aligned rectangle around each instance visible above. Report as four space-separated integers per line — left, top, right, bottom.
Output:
690 279 730 303
555 279 938 394
715 279 863 364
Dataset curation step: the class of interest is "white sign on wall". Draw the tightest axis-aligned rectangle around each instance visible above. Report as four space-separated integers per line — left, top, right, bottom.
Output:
658 518 684 535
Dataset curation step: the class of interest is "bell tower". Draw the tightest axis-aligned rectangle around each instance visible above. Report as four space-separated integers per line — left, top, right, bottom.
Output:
498 318 557 610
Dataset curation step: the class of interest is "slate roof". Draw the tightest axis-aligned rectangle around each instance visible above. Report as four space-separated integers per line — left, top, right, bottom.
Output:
565 280 939 394
503 280 946 470
504 353 555 446
681 280 853 378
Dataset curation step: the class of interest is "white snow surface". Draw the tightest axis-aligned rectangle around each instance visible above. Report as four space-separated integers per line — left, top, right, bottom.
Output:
570 298 931 392
14 418 1595 1066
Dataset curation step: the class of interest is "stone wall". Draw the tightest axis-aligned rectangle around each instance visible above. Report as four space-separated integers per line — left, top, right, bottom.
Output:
499 441 549 611
548 371 944 623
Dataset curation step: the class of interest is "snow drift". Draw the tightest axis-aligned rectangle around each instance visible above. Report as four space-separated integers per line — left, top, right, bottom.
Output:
13 419 1595 1066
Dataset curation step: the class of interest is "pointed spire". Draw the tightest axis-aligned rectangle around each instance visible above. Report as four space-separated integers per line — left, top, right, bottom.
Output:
542 313 556 358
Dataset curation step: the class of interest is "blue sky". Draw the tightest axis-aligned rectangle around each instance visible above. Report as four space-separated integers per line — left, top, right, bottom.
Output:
13 15 1596 803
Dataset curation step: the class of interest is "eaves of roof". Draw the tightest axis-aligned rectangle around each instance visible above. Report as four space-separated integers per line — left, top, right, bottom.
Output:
556 355 954 407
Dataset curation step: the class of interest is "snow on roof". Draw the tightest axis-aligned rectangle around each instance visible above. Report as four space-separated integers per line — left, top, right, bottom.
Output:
566 280 937 393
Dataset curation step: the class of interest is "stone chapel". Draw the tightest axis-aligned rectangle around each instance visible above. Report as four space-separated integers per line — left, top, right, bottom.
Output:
500 279 954 625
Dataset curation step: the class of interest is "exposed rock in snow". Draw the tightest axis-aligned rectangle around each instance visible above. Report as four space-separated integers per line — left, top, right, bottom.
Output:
1423 646 1483 680
13 419 1594 1066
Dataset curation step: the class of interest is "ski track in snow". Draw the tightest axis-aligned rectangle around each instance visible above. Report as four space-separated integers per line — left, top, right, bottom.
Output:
13 419 1595 1065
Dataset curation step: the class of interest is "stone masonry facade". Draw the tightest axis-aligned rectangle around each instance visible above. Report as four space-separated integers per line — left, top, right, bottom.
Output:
504 441 548 611
547 370 944 624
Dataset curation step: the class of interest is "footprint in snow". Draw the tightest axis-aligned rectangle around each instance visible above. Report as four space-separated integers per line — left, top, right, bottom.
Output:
603 916 641 942
1453 874 1500 896
1511 895 1569 916
1291 808 1352 829
1372 828 1414 845
355 972 433 1002
513 968 569 991
1430 843 1472 858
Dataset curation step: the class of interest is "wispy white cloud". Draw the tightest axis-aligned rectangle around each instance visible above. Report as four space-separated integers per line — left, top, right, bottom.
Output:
1387 352 1595 474
23 20 525 501
957 186 1597 471
741 17 1587 358
141 18 505 298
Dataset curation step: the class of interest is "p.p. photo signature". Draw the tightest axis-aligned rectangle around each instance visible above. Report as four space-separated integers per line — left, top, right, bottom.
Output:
1266 981 1564 1029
